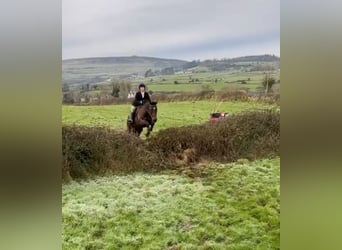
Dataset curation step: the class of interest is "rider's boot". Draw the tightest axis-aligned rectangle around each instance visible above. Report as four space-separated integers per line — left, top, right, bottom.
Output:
128 112 133 123
128 107 136 123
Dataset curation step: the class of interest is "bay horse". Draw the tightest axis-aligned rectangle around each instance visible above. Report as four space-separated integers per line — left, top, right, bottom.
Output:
127 101 158 137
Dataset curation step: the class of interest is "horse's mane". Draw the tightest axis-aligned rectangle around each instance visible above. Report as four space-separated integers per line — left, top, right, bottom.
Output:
141 101 157 107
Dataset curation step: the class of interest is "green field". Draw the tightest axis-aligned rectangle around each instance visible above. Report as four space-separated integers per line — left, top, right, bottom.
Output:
148 82 259 92
93 70 280 94
140 71 279 92
63 55 280 249
63 158 280 249
62 100 276 131
63 100 280 249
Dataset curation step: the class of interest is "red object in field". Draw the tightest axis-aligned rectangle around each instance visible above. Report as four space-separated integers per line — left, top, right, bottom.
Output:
209 112 228 122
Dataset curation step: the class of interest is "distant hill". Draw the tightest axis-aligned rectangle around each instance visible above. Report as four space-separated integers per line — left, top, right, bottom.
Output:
62 56 188 86
197 55 280 72
62 55 280 86
229 54 280 62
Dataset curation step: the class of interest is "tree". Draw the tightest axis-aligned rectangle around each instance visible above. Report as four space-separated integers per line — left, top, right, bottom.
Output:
262 74 277 94
183 60 200 69
118 81 131 98
110 79 132 98
63 92 74 103
144 69 154 77
111 83 120 97
62 83 70 92
80 83 90 93
161 67 175 75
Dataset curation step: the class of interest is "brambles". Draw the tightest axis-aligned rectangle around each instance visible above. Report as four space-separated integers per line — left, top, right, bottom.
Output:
147 109 279 162
62 126 164 180
62 109 279 180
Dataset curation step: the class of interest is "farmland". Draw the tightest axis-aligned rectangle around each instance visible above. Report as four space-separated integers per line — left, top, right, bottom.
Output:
62 100 276 131
144 71 279 93
83 70 280 95
62 100 280 249
62 55 280 89
63 158 280 249
62 55 280 249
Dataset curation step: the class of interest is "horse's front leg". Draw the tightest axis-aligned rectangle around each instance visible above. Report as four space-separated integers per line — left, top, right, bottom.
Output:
136 119 150 129
142 121 152 136
146 122 154 137
136 127 142 136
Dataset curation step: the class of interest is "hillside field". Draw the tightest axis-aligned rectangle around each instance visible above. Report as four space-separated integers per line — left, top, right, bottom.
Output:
87 70 280 95
144 71 279 93
62 99 280 249
62 55 280 89
62 56 187 87
63 158 280 249
62 100 276 131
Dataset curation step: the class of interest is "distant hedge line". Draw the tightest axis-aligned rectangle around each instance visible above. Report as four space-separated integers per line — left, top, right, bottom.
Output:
62 109 279 181
67 89 279 106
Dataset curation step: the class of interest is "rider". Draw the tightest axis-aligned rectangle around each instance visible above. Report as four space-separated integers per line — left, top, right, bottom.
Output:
128 83 152 123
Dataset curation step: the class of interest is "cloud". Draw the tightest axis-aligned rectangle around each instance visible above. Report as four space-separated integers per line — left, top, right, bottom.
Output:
63 0 279 60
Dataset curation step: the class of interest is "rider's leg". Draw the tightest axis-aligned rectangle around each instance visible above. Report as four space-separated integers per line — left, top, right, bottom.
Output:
128 106 135 122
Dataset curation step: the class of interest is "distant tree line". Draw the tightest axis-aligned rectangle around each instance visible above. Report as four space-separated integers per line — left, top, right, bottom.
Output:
111 79 132 98
183 60 200 69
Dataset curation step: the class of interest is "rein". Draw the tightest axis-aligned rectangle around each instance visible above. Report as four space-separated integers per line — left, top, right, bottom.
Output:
137 103 154 123
144 105 154 122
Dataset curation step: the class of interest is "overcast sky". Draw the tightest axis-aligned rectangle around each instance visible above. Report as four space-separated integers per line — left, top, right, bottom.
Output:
63 0 279 61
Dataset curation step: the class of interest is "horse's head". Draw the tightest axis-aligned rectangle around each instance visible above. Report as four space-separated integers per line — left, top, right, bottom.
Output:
146 101 158 125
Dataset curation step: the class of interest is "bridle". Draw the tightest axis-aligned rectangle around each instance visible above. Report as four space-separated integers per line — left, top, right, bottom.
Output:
143 103 156 123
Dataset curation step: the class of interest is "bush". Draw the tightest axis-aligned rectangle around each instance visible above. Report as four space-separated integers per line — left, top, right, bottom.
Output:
62 126 164 180
147 109 279 163
62 110 280 180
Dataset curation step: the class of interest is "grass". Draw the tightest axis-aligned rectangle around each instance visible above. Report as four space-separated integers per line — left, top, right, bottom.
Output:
62 100 275 131
84 70 280 95
62 157 280 250
147 82 259 92
138 71 279 92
